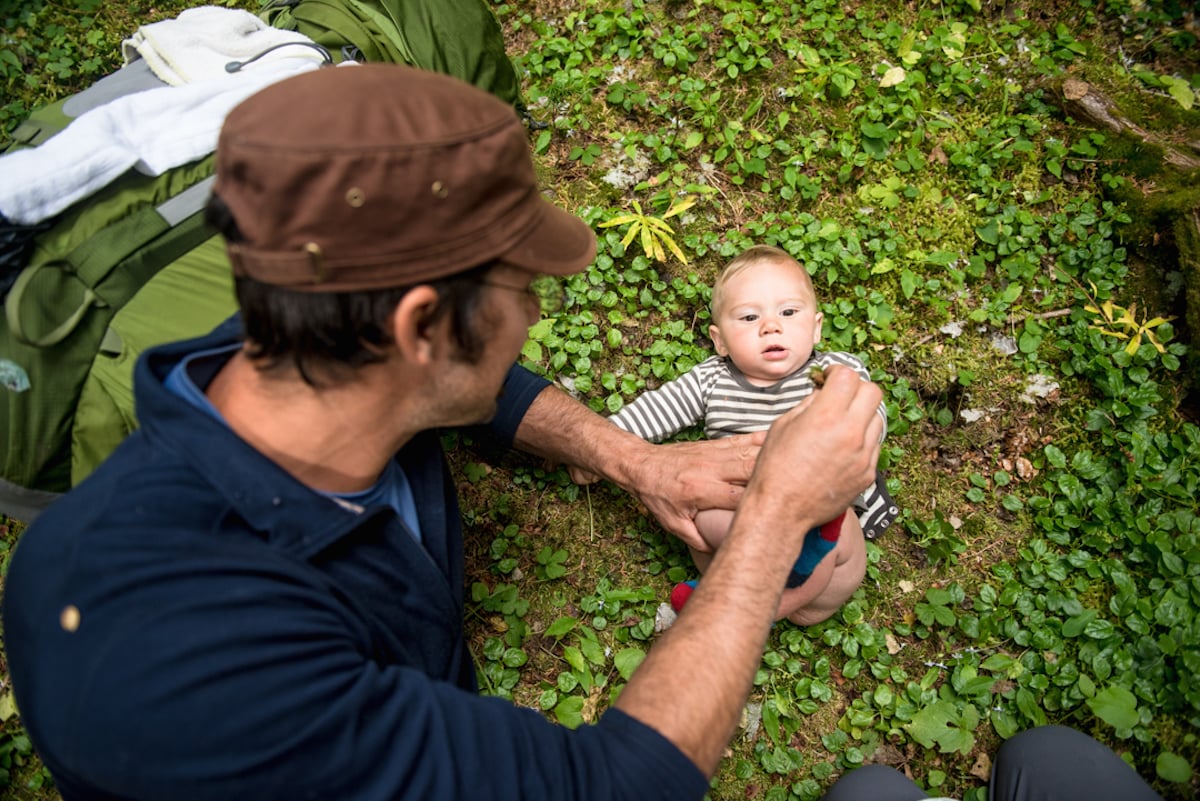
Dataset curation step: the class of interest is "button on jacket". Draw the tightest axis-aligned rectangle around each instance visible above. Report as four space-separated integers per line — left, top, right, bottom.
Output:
4 322 707 801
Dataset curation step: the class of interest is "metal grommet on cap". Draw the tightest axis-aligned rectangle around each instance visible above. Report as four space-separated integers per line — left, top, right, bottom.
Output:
304 242 327 283
431 181 448 199
60 605 81 632
346 187 365 207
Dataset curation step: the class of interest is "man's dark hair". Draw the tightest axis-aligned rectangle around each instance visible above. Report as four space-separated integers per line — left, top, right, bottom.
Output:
206 194 493 386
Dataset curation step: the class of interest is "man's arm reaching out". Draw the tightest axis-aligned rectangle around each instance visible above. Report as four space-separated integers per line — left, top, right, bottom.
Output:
513 385 764 552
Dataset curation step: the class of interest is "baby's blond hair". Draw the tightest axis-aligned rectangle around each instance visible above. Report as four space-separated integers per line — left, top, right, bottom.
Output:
710 245 815 319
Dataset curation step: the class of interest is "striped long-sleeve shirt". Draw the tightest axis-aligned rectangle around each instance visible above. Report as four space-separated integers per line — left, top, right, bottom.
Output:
610 351 898 538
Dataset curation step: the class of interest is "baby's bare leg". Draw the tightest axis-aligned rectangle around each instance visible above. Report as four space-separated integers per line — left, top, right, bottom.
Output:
692 508 865 624
781 513 866 626
690 508 734 573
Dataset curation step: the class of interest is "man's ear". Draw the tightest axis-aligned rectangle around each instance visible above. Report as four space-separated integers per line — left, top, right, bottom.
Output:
391 285 443 365
710 323 729 357
813 311 824 344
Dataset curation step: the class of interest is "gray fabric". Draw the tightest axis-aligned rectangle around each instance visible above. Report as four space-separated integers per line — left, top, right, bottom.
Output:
156 176 215 226
818 726 1161 801
0 474 60 522
989 725 1163 801
61 60 166 119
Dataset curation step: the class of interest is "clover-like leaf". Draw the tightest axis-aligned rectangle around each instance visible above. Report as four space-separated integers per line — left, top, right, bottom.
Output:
1086 685 1138 730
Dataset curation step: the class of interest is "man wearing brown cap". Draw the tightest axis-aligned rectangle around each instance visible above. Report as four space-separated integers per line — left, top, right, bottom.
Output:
3 65 883 801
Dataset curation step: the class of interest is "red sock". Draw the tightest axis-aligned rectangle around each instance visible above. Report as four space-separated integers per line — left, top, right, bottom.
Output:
820 510 848 542
670 581 697 613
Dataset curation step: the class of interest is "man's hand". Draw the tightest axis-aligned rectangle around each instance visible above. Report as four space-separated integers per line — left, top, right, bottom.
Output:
619 432 763 551
514 387 762 550
745 365 883 529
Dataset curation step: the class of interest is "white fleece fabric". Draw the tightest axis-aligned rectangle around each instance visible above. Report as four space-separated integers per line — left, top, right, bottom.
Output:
121 5 327 86
0 57 334 225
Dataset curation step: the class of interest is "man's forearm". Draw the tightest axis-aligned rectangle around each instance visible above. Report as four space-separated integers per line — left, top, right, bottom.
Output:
513 384 658 491
614 492 810 774
514 385 761 548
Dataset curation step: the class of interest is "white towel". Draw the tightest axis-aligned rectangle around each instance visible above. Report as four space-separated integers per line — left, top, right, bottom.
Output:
122 6 327 86
0 58 340 225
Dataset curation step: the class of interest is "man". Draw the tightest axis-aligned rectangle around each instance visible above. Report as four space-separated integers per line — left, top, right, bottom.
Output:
3 65 883 800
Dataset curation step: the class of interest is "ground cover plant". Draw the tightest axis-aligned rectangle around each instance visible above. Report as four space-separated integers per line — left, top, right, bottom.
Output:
1 0 1198 799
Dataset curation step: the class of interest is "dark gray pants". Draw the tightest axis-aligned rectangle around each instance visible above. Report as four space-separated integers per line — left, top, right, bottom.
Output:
820 726 1163 801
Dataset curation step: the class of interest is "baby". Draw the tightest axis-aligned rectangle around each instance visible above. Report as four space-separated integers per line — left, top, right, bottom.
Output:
604 245 896 625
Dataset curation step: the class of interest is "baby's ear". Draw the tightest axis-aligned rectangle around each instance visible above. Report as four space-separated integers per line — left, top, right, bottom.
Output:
710 324 729 356
813 311 824 343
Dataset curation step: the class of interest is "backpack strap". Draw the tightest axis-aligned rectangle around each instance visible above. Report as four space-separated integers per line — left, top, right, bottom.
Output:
5 176 215 347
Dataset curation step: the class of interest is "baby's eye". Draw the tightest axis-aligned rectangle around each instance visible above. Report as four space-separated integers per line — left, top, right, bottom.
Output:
739 313 759 322
780 308 799 317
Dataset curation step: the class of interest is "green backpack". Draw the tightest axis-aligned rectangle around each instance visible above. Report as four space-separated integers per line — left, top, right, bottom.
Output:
260 0 524 108
0 1 526 521
0 84 237 519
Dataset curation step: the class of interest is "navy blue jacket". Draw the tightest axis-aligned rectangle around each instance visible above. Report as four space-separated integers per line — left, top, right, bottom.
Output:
3 324 707 801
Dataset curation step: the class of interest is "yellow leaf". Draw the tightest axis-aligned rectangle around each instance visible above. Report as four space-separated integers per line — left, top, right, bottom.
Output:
879 66 907 88
1115 309 1138 328
620 224 640 248
1143 316 1172 328
599 215 640 228
661 232 688 264
651 235 666 262
663 196 698 218
641 224 655 259
1092 327 1128 340
1125 334 1142 355
641 216 675 233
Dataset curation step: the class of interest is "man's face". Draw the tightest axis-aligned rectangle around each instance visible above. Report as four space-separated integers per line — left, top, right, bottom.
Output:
431 263 544 426
709 259 823 387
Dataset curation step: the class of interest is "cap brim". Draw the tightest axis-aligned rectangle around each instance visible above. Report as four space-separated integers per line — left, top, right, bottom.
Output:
500 198 597 277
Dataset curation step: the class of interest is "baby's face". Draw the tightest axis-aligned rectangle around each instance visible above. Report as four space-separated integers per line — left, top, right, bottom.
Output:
709 260 823 386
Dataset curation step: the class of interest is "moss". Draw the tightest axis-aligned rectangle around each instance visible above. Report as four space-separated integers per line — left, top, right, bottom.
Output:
1174 204 1200 406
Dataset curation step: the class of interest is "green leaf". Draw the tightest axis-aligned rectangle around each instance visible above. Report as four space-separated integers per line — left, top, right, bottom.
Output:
1063 609 1097 638
991 708 1019 739
563 645 586 674
1163 77 1195 110
976 220 999 245
545 616 578 638
981 654 1016 672
1016 688 1047 726
1156 752 1193 783
904 700 976 754
519 339 543 363
614 647 646 680
554 695 585 728
580 636 606 666
1086 685 1138 730
684 131 704 149
1044 444 1067 468
502 647 528 667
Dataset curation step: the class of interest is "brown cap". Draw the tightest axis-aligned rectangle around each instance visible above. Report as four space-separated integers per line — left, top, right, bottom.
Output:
214 64 596 291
